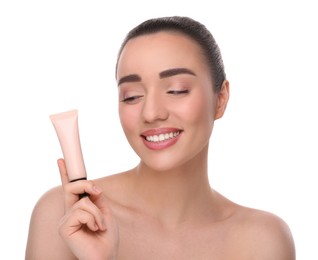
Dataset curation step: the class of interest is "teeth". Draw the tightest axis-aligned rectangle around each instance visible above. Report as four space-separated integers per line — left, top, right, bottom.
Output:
146 131 180 142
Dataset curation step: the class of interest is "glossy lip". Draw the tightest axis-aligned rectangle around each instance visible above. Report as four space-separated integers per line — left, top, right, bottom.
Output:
140 127 183 151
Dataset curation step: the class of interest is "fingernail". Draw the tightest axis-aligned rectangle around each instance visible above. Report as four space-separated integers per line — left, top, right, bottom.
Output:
93 185 102 194
94 223 98 231
101 218 107 230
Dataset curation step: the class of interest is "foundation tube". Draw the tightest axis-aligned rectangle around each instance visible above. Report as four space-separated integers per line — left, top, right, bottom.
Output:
50 109 88 198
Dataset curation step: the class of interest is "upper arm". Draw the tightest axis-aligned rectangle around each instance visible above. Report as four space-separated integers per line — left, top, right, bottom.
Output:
25 186 76 260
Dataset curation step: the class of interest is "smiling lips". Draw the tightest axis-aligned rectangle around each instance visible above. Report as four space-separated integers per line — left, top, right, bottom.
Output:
141 128 182 150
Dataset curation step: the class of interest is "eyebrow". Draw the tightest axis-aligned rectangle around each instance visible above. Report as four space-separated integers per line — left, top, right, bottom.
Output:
159 68 196 78
118 74 141 86
117 67 196 86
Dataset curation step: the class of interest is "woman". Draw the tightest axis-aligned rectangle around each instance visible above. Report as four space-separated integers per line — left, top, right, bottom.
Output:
26 16 295 259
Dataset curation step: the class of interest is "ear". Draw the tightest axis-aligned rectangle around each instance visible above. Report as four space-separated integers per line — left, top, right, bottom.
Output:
215 80 230 120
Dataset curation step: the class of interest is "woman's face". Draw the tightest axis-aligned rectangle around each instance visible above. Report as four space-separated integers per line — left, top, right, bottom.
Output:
116 31 224 171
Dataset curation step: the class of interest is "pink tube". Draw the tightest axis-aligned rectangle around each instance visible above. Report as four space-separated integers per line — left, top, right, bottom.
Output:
50 109 87 182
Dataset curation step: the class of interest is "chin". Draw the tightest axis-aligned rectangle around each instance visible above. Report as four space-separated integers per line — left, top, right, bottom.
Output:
138 154 192 173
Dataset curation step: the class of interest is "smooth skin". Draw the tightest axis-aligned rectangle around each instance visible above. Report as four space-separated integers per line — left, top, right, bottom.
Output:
26 32 295 259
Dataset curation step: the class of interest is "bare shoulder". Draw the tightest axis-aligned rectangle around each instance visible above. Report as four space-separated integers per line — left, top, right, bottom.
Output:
25 186 75 259
93 169 135 202
234 206 296 259
25 171 126 259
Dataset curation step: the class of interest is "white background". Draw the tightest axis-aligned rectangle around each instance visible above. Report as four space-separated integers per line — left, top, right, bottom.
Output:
1 0 317 259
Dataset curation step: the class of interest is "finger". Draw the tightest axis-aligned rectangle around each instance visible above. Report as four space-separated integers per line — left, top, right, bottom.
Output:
60 196 107 235
92 192 113 217
91 193 117 231
59 208 99 239
57 158 69 186
94 194 119 239
73 197 107 231
63 180 103 210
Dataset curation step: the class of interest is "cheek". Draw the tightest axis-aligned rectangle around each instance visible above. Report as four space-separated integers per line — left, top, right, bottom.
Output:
177 92 215 126
119 106 140 137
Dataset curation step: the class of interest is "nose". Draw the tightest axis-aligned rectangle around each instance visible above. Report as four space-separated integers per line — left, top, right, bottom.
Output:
141 92 169 123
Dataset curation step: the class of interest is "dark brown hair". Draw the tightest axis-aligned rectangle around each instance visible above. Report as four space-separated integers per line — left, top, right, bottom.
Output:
116 16 226 93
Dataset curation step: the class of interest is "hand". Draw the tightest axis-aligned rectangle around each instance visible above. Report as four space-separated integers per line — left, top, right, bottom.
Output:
57 159 119 260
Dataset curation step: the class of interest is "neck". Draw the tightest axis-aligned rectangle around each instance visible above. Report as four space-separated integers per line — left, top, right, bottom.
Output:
130 146 216 227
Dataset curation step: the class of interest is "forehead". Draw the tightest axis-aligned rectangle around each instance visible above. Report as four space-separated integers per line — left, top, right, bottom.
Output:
117 31 208 77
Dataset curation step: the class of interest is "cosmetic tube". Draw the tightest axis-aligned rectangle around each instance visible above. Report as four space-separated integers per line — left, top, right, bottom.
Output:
50 109 88 198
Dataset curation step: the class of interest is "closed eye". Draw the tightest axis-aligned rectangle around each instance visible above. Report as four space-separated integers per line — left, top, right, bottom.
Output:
121 95 144 104
166 90 189 95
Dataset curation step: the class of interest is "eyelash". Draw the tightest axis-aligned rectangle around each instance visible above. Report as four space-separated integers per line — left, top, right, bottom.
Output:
121 95 144 103
121 90 189 104
167 89 189 95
